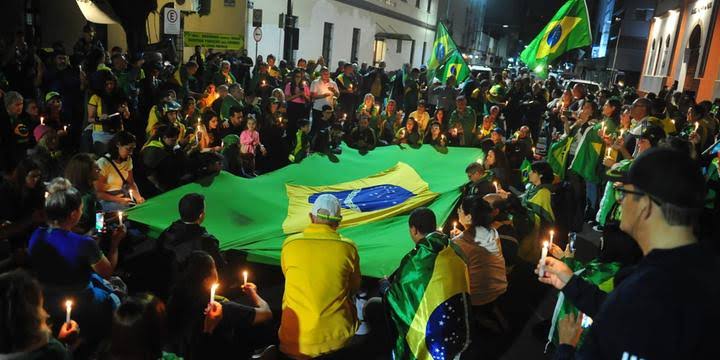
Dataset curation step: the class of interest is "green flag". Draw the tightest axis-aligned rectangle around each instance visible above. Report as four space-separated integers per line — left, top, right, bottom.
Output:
427 22 470 84
127 144 483 278
547 135 574 181
520 158 533 185
520 0 592 77
385 232 471 359
570 119 616 183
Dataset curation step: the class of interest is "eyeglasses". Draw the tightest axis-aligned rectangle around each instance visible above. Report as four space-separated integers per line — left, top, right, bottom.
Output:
613 184 662 205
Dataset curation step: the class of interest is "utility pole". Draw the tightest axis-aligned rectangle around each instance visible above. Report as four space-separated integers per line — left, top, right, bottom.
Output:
282 0 295 64
610 16 623 86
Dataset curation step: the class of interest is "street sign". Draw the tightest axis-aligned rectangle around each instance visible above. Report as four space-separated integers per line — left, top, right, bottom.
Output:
253 27 263 42
252 9 262 27
164 8 180 35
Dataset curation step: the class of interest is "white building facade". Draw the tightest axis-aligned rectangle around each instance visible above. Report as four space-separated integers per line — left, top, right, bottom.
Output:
247 0 438 71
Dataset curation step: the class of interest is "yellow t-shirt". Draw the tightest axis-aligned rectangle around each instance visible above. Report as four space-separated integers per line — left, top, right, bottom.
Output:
88 95 104 132
279 223 361 358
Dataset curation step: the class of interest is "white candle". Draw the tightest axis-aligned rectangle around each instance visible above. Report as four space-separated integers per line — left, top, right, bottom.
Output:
532 147 536 157
539 241 549 278
242 271 248 285
549 230 555 248
695 121 700 132
437 227 443 233
40 116 45 126
65 300 72 325
493 181 500 193
44 191 49 199
606 147 612 158
118 211 123 226
453 221 458 233
129 189 135 202
210 283 219 303
63 125 68 132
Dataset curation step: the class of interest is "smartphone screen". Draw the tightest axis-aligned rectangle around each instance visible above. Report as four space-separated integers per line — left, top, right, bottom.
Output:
95 212 105 233
581 314 593 328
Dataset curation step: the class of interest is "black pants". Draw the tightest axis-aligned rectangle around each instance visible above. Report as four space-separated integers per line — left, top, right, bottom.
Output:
566 167 587 232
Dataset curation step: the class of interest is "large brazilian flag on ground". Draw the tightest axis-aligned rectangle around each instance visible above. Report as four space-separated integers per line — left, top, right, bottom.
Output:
126 144 483 278
519 0 591 77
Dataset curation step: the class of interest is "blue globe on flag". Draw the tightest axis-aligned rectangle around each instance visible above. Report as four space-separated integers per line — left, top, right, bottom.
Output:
547 24 563 47
436 44 446 61
308 184 416 212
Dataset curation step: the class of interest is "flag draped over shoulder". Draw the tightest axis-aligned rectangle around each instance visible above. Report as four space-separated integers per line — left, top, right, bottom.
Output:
126 144 483 278
520 158 533 185
385 232 471 360
548 258 620 348
570 120 616 183
427 22 470 84
547 135 574 180
520 0 592 77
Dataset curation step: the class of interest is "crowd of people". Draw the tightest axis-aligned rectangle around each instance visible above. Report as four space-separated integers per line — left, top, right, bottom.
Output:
1 22 719 359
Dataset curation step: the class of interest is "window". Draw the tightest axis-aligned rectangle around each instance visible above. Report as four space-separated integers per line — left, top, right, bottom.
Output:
421 41 427 64
410 40 416 65
397 39 402 53
351 28 361 63
416 0 421 8
427 0 432 13
322 22 334 65
374 39 386 65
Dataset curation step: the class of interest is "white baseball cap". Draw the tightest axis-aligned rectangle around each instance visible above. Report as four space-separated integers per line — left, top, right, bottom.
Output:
311 194 343 222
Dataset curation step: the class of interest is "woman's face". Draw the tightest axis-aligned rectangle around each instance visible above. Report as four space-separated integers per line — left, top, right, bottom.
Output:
457 206 472 228
117 142 136 160
529 170 540 185
209 117 219 129
26 102 39 117
294 74 302 83
621 110 631 126
25 170 42 189
486 150 496 167
387 101 396 112
104 80 116 94
602 101 616 117
431 125 440 136
270 103 279 113
406 120 415 131
436 110 445 120
365 97 374 107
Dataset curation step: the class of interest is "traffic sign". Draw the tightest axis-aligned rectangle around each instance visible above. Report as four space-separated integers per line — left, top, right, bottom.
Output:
164 8 180 35
253 27 263 42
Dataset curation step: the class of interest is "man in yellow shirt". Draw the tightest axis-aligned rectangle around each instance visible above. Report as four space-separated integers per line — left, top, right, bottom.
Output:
279 194 361 359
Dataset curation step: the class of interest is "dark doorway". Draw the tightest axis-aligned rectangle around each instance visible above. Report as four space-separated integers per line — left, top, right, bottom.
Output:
684 24 701 92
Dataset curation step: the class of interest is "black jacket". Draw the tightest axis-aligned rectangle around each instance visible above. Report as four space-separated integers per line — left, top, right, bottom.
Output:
157 220 225 272
554 243 720 360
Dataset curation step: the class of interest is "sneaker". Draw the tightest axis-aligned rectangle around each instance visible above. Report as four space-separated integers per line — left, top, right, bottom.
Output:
355 292 369 335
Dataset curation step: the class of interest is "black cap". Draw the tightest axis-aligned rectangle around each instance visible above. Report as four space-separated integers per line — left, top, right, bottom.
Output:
627 148 705 209
638 124 665 147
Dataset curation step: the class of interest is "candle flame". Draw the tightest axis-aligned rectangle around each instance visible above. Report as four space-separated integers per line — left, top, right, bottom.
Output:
543 241 549 248
65 300 72 309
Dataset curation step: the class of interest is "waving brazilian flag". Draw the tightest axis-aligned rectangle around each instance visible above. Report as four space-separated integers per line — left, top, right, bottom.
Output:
126 144 483 277
427 22 470 84
520 0 591 77
386 232 471 360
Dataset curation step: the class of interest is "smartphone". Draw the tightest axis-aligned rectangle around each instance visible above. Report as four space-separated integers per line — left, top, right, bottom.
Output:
581 314 594 328
95 212 105 233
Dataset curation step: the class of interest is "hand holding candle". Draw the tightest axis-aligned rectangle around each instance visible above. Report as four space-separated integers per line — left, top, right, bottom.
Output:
65 300 72 326
539 241 549 278
118 211 123 226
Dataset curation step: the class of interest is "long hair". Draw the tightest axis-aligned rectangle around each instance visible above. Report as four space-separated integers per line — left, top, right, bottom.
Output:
64 153 97 193
459 196 493 236
0 270 46 353
104 294 168 360
108 131 137 161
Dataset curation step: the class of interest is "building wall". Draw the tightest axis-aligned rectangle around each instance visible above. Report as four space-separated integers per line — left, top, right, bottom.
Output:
247 0 438 71
639 0 719 101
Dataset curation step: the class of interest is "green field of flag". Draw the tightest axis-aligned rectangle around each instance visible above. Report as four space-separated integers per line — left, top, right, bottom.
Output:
520 0 592 77
127 144 483 278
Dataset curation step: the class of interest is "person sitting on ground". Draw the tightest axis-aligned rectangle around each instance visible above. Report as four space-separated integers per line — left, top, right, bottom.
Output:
380 207 472 359
157 193 226 275
423 121 448 147
99 294 180 359
289 119 311 163
409 99 431 136
64 153 102 235
0 158 47 251
167 251 272 360
0 270 81 358
279 194 361 359
95 131 145 211
198 110 223 152
140 125 188 194
540 148 720 359
463 161 495 198
451 196 507 313
349 114 377 154
394 117 421 147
